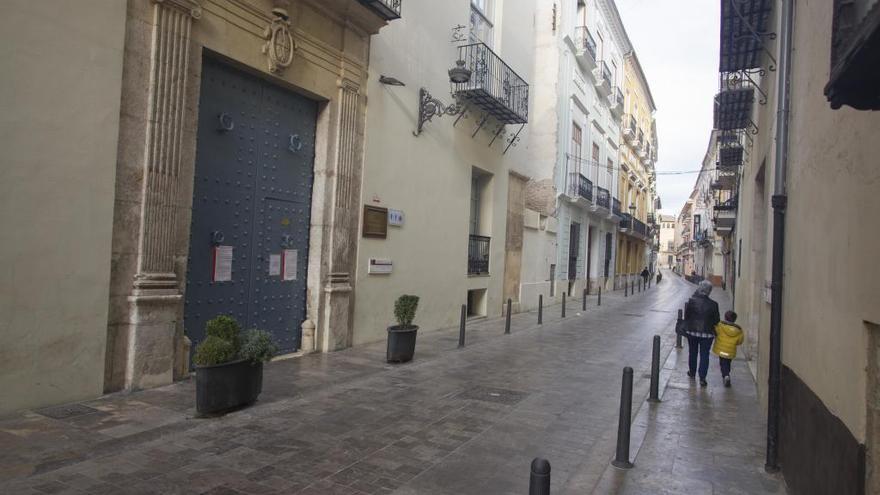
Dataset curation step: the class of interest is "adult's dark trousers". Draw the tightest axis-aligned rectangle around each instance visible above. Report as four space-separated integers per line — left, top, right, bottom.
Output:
687 336 714 379
719 357 732 378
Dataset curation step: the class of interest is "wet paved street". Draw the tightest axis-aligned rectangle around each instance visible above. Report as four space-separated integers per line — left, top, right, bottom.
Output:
0 273 785 494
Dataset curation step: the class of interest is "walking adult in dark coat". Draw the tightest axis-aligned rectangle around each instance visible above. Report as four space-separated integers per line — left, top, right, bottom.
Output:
640 267 650 285
684 280 720 386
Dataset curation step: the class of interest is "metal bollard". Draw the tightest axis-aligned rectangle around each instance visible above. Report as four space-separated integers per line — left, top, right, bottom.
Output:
612 367 635 469
561 292 566 318
648 335 661 403
624 282 628 297
538 294 543 325
675 309 683 349
529 457 551 495
598 286 602 306
639 278 642 292
458 304 467 348
505 298 512 335
582 288 587 311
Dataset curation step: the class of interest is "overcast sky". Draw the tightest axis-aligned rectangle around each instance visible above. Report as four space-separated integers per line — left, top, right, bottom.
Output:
615 0 720 216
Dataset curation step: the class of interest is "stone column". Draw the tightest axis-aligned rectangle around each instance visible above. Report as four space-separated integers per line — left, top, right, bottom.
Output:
125 0 200 389
320 78 362 351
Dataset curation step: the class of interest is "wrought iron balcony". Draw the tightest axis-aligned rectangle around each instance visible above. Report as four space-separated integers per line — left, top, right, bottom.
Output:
356 0 402 20
632 217 648 238
593 61 612 97
569 173 593 203
623 115 637 142
468 234 490 275
453 43 529 124
619 213 632 231
595 186 610 210
610 87 625 117
612 197 622 217
719 145 744 170
575 26 598 70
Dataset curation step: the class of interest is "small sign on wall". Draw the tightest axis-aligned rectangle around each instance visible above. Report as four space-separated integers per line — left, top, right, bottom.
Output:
282 249 298 281
368 258 393 274
268 254 282 276
388 209 405 227
363 205 388 238
212 245 233 282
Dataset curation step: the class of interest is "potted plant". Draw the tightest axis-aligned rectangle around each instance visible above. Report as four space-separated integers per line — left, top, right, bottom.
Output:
193 315 279 416
387 295 419 363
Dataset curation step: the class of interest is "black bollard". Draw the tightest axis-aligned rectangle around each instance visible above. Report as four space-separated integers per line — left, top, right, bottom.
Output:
624 281 628 297
538 294 543 325
631 281 635 295
505 298 512 335
648 335 661 403
582 287 587 311
639 278 642 293
675 309 683 349
612 367 635 469
458 304 467 348
561 292 566 318
529 458 551 495
598 286 602 306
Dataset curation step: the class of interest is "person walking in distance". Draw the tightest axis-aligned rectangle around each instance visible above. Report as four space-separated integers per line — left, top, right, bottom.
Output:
713 310 744 387
640 267 650 286
684 280 720 386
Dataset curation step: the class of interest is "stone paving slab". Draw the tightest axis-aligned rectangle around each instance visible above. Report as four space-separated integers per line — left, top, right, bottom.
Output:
0 273 761 494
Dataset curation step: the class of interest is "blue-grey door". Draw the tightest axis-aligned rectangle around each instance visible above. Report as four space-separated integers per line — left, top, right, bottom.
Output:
185 57 317 359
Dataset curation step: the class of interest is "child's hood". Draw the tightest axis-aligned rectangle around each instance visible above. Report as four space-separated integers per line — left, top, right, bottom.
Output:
717 321 742 337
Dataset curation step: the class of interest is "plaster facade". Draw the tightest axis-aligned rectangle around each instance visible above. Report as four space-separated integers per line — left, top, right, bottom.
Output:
352 0 538 342
717 0 879 490
657 214 676 268
0 1 127 415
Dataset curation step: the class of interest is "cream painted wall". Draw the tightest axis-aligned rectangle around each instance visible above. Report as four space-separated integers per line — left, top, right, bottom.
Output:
776 0 880 442
0 0 125 414
353 0 536 344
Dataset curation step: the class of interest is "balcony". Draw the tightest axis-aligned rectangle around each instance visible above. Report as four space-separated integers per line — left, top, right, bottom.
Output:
610 88 625 117
623 115 636 143
356 0 402 20
468 235 490 275
595 185 611 210
593 61 613 97
575 26 598 70
714 196 737 233
619 214 649 240
612 197 622 217
454 43 529 124
568 172 593 204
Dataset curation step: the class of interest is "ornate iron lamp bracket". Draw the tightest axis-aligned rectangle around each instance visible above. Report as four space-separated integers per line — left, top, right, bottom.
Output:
413 88 465 137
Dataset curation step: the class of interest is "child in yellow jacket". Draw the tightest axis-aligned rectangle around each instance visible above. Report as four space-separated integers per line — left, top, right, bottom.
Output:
713 311 744 387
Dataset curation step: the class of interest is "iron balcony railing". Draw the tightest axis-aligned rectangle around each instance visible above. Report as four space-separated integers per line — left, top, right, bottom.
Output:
599 61 612 84
615 88 624 105
612 197 622 216
356 0 402 20
714 195 739 211
468 234 490 275
620 213 632 230
647 212 656 225
633 218 648 237
596 186 610 209
576 26 597 61
454 43 529 124
569 173 593 202
637 128 645 146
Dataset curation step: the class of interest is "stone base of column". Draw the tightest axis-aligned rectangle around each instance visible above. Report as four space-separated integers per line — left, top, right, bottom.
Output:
125 275 182 390
319 273 353 352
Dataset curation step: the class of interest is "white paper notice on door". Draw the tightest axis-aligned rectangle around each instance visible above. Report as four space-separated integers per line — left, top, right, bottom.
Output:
212 245 233 282
268 254 282 276
282 249 297 281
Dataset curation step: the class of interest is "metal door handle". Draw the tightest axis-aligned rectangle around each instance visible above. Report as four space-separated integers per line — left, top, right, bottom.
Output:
288 134 302 152
218 113 234 132
211 230 225 244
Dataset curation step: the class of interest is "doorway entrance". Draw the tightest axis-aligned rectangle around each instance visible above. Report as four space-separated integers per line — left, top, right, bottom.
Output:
184 57 318 359
568 222 580 295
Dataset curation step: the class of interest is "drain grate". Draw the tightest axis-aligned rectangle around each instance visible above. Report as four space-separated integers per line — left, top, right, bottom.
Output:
622 313 645 317
650 309 674 313
456 386 529 405
35 403 100 420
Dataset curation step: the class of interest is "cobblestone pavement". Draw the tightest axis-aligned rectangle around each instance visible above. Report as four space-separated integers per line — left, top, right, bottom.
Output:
0 273 784 494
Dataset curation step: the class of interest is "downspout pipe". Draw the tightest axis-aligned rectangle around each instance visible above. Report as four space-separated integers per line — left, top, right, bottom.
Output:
765 0 794 474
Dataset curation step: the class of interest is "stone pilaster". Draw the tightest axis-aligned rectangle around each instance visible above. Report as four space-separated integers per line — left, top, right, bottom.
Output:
125 0 200 390
320 78 362 351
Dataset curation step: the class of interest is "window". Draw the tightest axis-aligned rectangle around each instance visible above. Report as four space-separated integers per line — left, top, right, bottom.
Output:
571 123 582 170
825 0 880 109
470 0 494 47
470 175 480 235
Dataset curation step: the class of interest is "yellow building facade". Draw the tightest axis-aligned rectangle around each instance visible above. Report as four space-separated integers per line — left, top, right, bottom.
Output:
615 53 657 286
